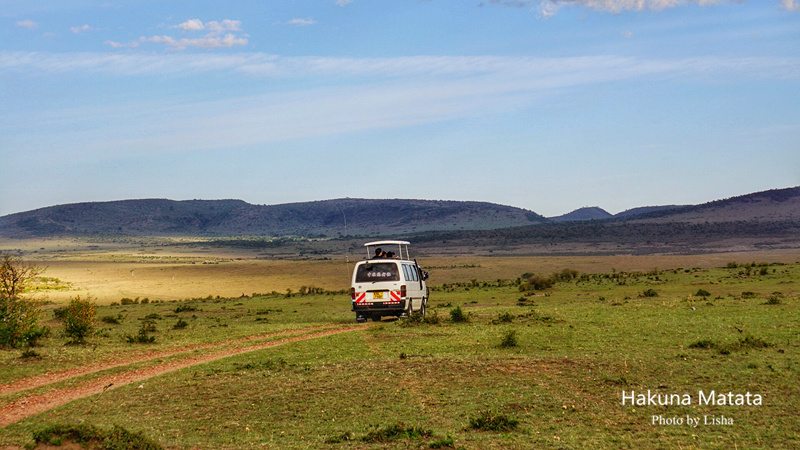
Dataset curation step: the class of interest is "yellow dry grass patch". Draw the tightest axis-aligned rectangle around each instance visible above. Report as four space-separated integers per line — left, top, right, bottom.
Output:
5 237 798 304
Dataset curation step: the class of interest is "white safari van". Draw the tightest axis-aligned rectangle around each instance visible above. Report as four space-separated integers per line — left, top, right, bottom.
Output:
350 240 429 323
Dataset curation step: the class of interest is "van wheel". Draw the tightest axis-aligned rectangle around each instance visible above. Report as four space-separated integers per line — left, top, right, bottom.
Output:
419 301 426 317
371 314 382 322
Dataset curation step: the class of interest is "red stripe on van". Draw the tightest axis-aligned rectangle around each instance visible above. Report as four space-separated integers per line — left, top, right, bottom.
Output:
391 291 401 302
356 293 366 303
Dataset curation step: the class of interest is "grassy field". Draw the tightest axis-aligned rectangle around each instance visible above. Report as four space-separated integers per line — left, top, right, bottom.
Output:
1 254 798 448
4 235 798 305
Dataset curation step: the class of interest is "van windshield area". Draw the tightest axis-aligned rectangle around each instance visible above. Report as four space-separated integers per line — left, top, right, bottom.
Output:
356 263 400 282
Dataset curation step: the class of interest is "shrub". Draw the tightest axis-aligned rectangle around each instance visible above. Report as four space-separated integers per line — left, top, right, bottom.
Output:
640 289 659 298
101 315 121 324
765 295 783 305
689 339 716 349
695 289 711 297
173 318 188 329
0 253 45 348
519 274 554 291
429 434 456 449
31 423 163 449
449 306 469 323
498 330 518 348
126 320 156 344
362 423 432 443
468 410 519 432
61 296 97 344
494 312 514 324
174 304 199 313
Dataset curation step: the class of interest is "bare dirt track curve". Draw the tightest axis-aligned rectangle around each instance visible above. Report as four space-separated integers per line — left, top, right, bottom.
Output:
0 324 367 428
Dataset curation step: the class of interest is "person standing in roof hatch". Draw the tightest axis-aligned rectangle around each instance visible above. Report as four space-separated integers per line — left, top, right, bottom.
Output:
373 248 385 259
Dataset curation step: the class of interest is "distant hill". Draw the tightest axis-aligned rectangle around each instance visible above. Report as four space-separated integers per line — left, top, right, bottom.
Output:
407 186 800 255
550 207 613 222
614 205 685 218
617 187 800 224
0 198 546 238
2 187 798 255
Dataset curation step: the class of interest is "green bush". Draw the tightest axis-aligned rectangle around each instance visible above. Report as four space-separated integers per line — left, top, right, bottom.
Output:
361 423 432 443
641 289 659 298
695 289 711 297
31 423 163 449
0 253 45 348
429 434 456 448
494 312 514 323
468 410 519 432
61 296 97 344
498 330 518 348
126 319 156 344
449 306 469 323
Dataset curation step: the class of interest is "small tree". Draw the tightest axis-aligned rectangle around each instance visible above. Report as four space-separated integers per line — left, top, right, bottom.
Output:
0 253 45 348
62 295 97 344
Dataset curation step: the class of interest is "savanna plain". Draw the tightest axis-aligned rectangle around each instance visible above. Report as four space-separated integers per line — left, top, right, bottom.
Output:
1 238 798 449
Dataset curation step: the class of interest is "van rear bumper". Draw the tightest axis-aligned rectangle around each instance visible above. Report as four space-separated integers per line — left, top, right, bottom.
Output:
352 299 407 313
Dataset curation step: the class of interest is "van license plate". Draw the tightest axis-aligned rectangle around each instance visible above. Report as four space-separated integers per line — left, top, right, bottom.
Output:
373 292 383 299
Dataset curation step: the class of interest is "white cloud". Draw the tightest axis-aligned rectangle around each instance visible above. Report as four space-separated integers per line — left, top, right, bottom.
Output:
105 40 140 49
70 24 94 34
175 19 205 31
174 19 242 34
16 20 38 29
138 19 249 50
782 0 799 11
142 33 248 50
336 0 354 6
287 18 317 26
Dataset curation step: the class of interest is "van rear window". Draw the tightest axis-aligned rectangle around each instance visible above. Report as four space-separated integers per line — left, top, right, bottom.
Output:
356 263 400 282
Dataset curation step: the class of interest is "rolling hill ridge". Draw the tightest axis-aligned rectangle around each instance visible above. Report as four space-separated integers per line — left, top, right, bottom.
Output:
0 198 546 238
1 187 798 248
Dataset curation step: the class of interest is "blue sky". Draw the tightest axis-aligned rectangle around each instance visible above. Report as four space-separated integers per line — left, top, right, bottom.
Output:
1 0 799 218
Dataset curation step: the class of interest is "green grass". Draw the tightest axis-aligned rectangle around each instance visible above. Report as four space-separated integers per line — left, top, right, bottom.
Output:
1 261 799 448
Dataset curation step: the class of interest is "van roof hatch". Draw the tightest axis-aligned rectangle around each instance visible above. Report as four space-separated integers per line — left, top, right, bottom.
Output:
364 240 411 261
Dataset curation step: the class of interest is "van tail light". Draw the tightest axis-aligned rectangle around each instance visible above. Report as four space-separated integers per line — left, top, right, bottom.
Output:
400 285 407 298
350 287 356 300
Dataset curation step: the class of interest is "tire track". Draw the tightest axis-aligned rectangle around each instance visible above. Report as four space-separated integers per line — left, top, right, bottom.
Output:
0 324 367 427
0 324 337 397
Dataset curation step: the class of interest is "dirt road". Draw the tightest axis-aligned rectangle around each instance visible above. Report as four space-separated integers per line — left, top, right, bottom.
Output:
0 324 366 428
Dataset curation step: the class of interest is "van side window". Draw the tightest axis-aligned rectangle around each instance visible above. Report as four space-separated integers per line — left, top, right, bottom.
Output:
401 265 410 281
407 265 418 282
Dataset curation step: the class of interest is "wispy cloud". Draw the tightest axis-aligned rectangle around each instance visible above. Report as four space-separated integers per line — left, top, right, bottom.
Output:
16 19 38 29
174 19 242 33
142 34 248 50
489 0 798 15
336 0 354 6
3 52 798 81
3 51 798 159
70 24 94 34
105 40 140 49
286 18 317 26
124 19 250 50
